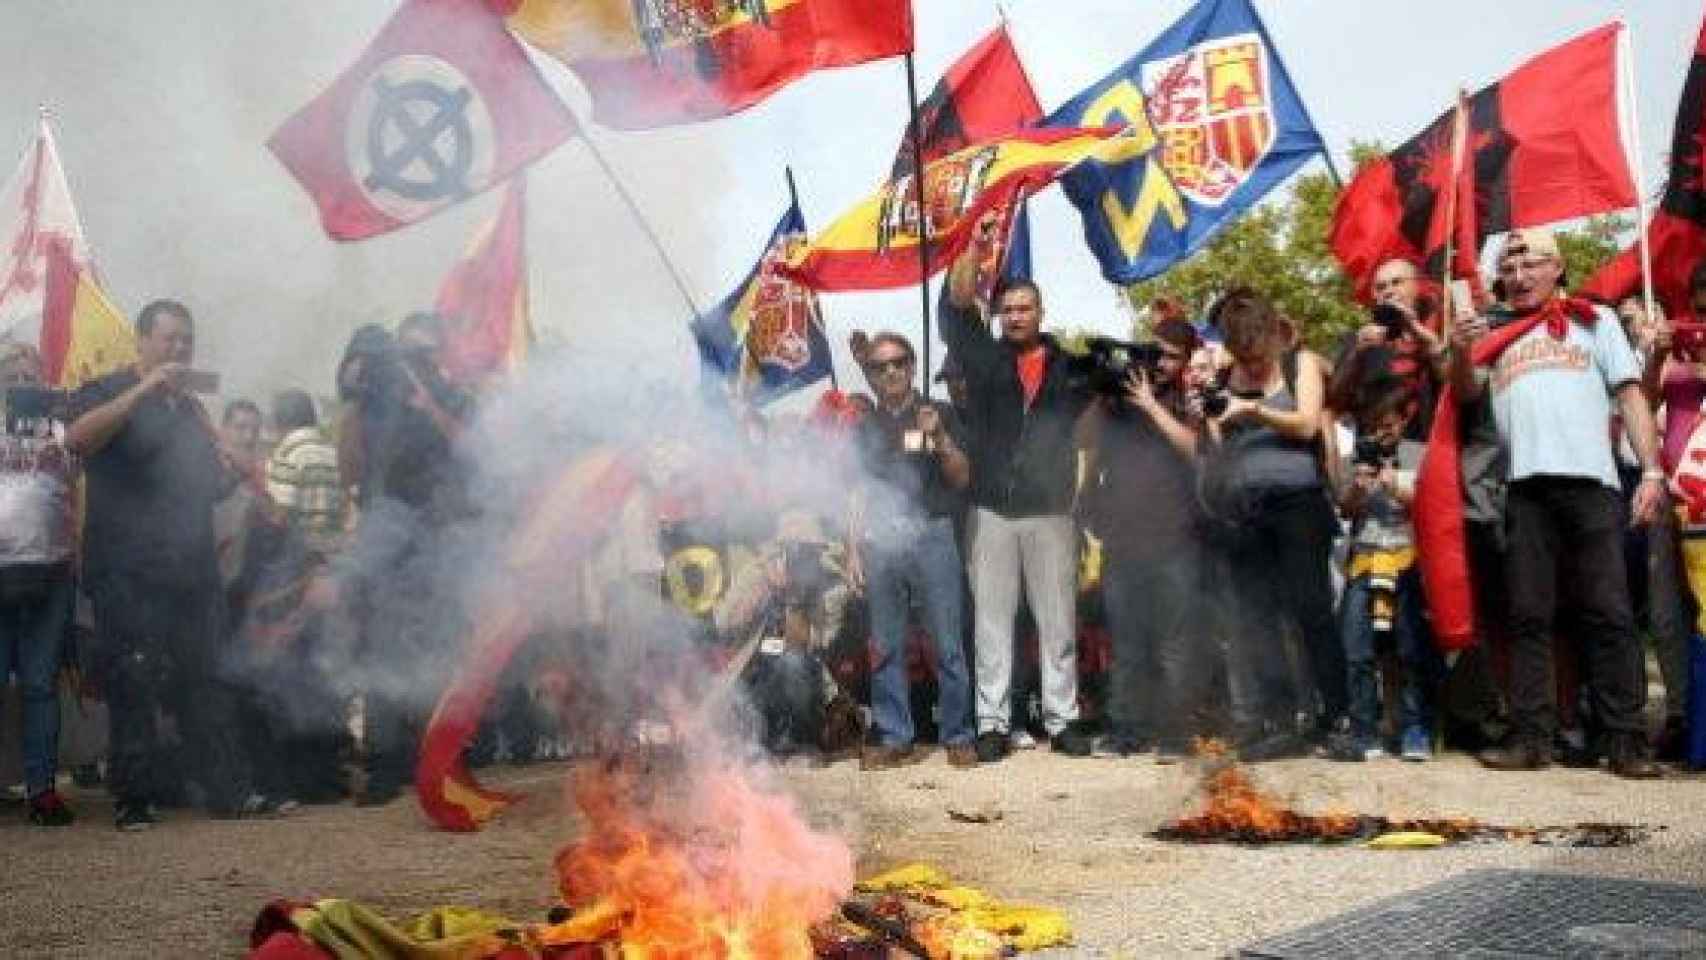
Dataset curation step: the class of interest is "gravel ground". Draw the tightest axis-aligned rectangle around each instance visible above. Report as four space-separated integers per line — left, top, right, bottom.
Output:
3 750 1703 958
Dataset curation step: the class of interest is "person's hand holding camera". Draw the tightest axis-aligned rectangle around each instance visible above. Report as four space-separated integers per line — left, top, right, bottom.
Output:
1450 311 1488 354
1121 366 1158 416
1215 395 1262 426
141 362 188 396
917 404 943 442
1355 322 1389 348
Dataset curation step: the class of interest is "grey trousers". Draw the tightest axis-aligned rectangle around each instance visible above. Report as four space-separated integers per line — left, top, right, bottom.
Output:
966 508 1079 736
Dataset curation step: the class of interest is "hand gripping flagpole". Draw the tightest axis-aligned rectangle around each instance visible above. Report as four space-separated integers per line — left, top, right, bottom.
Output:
904 52 934 400
1441 90 1468 321
1618 20 1659 324
578 128 703 322
785 165 837 391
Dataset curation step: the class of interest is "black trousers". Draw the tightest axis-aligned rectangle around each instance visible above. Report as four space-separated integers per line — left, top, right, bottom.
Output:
1102 538 1205 746
1503 478 1647 743
90 572 251 812
1222 489 1346 727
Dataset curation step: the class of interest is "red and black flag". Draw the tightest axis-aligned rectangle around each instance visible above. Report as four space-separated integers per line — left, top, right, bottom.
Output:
1583 11 1706 317
891 24 1042 177
1330 23 1636 299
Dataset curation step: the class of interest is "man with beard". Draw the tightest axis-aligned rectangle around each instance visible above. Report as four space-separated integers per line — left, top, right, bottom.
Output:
69 299 273 828
1456 230 1663 778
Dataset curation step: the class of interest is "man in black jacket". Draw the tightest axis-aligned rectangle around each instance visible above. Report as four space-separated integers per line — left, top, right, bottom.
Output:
943 221 1095 762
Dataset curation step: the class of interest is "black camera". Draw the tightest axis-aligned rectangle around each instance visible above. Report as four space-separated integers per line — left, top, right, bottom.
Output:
1199 385 1231 419
780 540 833 609
1068 336 1165 399
1353 436 1395 469
1370 303 1409 341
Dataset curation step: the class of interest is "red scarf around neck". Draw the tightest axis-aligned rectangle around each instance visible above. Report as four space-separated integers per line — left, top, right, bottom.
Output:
1412 297 1598 650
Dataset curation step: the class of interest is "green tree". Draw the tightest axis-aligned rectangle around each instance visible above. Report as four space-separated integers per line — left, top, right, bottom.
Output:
1124 144 1632 353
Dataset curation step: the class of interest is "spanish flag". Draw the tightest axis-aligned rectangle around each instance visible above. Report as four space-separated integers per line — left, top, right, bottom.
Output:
437 177 532 386
39 238 136 388
502 0 913 129
784 127 1139 293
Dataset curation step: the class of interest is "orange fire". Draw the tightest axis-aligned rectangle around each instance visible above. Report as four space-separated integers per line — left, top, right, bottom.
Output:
543 752 853 958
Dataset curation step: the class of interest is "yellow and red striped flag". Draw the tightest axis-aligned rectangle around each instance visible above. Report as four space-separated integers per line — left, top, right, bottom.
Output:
783 127 1140 292
40 240 135 387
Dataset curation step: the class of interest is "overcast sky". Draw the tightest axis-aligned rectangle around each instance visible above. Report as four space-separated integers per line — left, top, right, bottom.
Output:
0 1 1698 404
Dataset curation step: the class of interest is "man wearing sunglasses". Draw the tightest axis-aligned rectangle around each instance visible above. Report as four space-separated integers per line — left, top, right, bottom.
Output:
850 332 975 769
942 216 1097 763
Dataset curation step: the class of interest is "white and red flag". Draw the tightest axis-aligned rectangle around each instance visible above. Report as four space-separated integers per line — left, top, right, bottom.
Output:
268 0 578 241
0 114 93 349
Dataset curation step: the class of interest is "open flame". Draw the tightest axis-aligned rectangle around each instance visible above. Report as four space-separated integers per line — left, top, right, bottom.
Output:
542 752 853 958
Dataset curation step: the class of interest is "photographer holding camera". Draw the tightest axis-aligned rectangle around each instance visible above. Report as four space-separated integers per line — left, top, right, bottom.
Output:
943 215 1097 763
1336 378 1441 762
1198 287 1343 756
1081 317 1205 759
1328 258 1448 439
847 331 975 770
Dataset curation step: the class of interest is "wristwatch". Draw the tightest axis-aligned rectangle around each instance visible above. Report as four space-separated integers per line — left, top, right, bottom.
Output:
1641 468 1666 483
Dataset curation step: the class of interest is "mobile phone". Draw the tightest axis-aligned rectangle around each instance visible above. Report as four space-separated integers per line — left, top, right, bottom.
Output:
181 369 221 394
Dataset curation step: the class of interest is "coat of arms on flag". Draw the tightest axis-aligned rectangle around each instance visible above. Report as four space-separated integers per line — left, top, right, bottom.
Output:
1046 0 1326 284
693 198 830 404
1141 33 1274 206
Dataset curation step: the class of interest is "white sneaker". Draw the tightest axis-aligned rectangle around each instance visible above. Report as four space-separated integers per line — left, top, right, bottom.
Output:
1011 730 1038 751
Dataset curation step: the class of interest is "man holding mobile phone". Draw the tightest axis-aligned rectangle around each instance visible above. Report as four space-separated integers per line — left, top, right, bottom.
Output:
68 299 271 828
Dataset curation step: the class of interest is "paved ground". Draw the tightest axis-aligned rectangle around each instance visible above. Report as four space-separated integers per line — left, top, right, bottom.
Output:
5 748 1704 958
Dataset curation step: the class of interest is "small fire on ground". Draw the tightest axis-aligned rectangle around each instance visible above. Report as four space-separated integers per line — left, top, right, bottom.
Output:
1152 740 1651 848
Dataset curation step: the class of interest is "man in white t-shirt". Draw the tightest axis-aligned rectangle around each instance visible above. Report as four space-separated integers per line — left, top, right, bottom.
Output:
1453 229 1663 778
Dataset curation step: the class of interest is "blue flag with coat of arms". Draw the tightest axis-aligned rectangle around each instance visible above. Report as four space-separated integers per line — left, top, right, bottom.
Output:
1045 0 1328 284
692 199 832 405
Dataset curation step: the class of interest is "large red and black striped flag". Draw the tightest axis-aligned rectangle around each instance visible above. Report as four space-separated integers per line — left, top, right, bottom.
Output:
891 24 1041 177
1330 23 1636 299
1583 11 1706 317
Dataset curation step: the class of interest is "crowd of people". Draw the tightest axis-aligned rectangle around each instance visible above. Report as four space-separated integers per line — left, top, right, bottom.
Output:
1 220 1697 833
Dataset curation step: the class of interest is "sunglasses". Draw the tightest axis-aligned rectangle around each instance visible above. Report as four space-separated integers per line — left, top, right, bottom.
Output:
866 357 910 374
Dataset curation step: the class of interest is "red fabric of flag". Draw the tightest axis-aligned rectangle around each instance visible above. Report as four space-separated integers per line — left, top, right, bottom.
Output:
526 0 914 130
268 0 577 241
1582 13 1706 317
891 23 1042 175
1331 23 1634 299
437 178 531 384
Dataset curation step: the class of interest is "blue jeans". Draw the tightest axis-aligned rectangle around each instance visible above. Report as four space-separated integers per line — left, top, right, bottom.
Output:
0 563 72 798
1341 566 1439 742
866 516 972 747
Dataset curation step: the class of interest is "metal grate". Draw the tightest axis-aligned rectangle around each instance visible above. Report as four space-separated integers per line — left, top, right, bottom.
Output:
1240 869 1706 959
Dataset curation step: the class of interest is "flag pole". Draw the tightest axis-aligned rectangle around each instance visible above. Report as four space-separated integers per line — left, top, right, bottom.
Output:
579 130 703 320
1440 89 1469 324
786 165 838 391
904 52 935 400
1618 20 1659 323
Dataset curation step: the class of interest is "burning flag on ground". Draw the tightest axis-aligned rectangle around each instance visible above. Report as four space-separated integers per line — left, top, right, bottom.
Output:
502 0 914 130
268 0 578 240
1151 741 1653 847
